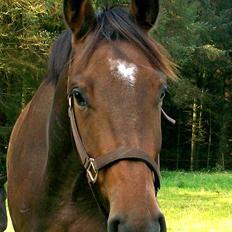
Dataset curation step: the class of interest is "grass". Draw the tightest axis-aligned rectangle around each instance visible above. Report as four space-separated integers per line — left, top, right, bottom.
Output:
159 171 232 232
5 171 232 232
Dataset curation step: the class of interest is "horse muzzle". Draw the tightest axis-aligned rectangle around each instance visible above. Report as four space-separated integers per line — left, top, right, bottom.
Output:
108 211 166 232
103 158 165 232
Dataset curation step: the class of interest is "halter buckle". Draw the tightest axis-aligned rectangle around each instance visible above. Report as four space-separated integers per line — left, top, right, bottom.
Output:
87 158 98 184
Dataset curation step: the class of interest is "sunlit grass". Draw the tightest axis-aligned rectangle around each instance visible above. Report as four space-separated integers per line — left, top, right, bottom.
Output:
159 171 232 232
5 202 14 232
5 171 232 232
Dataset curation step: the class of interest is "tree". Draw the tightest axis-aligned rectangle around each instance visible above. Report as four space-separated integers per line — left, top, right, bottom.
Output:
0 0 64 180
153 0 232 170
0 0 231 172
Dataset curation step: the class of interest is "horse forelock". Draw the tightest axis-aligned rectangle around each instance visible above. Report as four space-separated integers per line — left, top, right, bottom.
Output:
44 6 177 85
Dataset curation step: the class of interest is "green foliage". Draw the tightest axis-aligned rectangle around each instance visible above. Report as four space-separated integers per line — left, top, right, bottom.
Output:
0 0 63 74
0 0 232 175
156 0 232 170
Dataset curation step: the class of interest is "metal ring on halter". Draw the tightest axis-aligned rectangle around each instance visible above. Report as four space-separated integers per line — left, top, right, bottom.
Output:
86 158 98 184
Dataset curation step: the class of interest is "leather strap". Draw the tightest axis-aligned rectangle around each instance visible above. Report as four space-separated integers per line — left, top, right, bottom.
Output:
68 97 90 168
161 108 176 124
93 147 160 190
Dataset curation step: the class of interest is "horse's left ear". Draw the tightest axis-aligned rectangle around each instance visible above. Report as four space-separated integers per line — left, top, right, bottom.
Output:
63 0 96 38
130 0 159 31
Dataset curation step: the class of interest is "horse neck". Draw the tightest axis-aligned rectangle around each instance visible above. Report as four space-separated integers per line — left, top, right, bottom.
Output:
39 73 106 231
47 71 72 173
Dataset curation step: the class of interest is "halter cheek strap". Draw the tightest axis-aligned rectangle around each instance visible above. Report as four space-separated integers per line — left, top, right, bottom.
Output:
161 108 176 124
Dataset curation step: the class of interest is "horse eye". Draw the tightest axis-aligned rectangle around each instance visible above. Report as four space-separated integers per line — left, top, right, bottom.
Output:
72 89 87 109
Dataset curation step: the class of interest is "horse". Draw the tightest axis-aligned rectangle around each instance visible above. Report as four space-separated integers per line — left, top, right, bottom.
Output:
7 0 176 231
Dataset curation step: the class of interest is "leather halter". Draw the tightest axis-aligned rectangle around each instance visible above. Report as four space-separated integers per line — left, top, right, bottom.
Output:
68 95 161 213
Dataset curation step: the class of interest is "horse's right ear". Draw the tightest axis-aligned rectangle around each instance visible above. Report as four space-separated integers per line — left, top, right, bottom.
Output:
130 0 159 31
63 0 96 38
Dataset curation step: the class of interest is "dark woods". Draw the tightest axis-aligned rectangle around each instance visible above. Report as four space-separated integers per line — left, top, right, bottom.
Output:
0 0 232 177
158 0 232 171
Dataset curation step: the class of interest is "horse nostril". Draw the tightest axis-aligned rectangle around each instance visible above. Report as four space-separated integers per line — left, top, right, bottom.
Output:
108 213 166 232
108 215 123 232
158 213 167 232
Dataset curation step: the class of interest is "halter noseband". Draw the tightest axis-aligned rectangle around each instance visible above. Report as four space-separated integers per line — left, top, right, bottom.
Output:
68 94 161 214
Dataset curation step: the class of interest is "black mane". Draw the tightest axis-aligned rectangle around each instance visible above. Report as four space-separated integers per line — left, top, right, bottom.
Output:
45 29 72 84
44 7 176 84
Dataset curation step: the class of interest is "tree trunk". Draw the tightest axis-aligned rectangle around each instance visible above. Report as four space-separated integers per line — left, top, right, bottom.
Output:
176 117 181 170
190 99 198 171
207 111 212 169
218 74 232 170
21 71 27 109
196 101 203 169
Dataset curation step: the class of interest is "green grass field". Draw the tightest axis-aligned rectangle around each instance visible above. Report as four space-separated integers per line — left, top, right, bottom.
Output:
159 171 232 232
5 171 232 232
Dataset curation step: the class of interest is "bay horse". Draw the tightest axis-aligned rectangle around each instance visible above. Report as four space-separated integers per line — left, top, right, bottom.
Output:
7 0 176 231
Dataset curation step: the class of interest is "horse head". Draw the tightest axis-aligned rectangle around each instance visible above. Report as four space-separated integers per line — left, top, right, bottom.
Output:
63 0 176 231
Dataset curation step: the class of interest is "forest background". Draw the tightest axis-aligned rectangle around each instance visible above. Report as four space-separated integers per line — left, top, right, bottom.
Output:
0 0 232 180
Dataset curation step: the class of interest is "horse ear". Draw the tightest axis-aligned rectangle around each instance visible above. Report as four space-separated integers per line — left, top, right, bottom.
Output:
63 0 96 38
130 0 159 31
